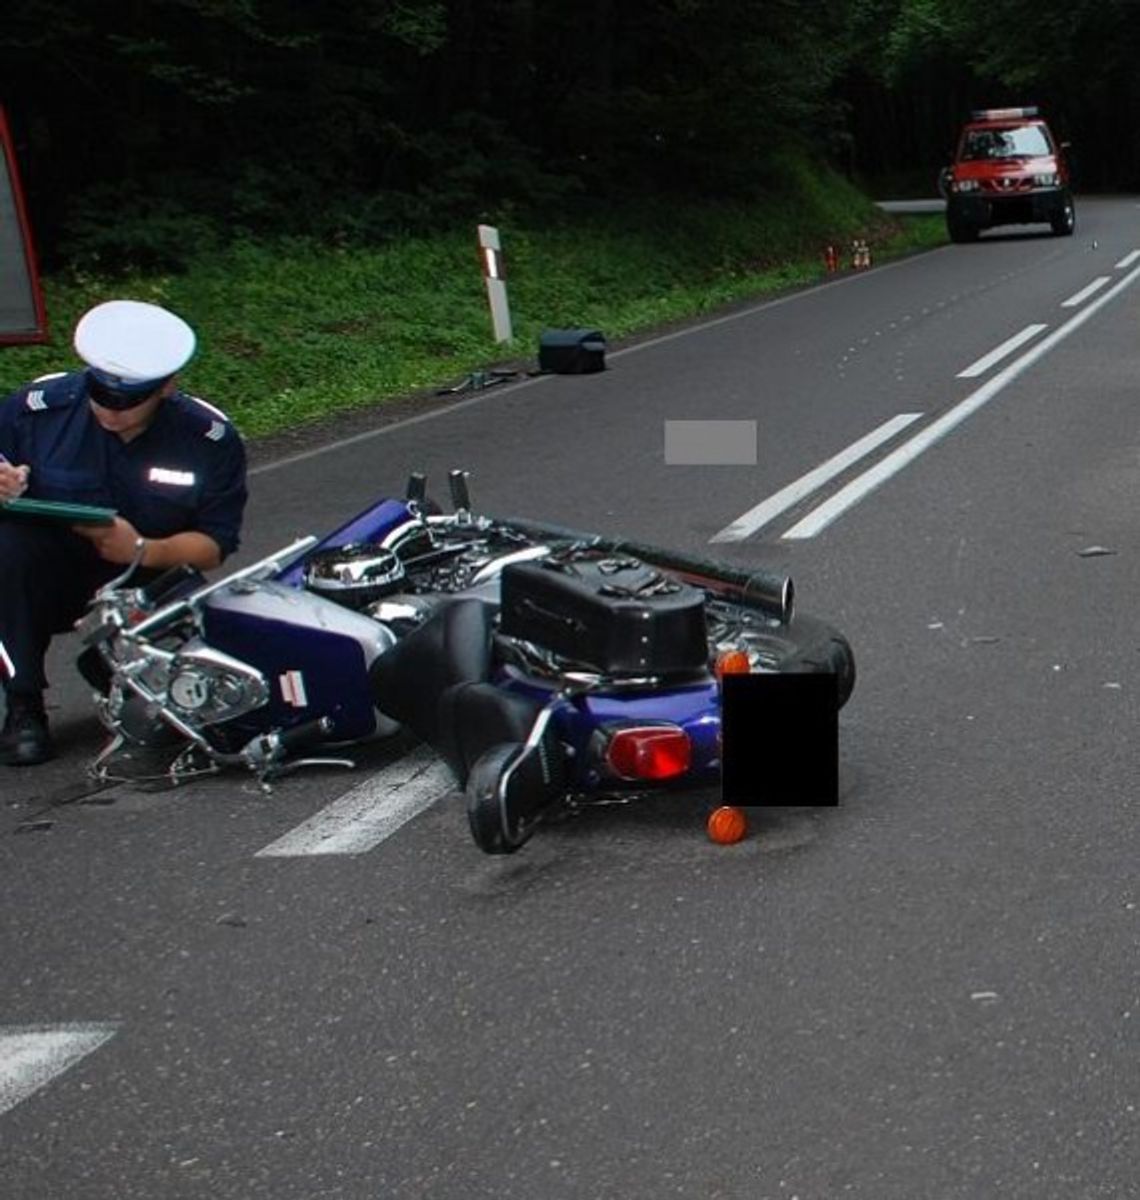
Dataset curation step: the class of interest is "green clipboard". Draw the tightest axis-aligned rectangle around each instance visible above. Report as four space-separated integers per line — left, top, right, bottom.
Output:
1 497 118 525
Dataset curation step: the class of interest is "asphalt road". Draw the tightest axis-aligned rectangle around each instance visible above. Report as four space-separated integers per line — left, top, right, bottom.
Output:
2 197 1138 1199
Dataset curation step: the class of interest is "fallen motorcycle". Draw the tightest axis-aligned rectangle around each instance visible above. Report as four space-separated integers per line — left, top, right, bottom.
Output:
77 471 855 853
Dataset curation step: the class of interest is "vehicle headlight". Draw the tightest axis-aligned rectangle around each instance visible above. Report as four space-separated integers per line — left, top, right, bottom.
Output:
952 179 980 193
169 668 213 712
165 647 268 727
1033 172 1059 186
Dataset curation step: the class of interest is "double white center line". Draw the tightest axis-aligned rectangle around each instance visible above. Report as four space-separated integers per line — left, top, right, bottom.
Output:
716 257 1140 542
710 413 922 543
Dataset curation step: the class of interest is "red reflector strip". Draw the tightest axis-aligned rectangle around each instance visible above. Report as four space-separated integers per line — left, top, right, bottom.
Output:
606 726 691 780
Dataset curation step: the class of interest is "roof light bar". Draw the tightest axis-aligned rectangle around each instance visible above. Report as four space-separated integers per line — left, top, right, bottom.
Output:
971 106 1040 121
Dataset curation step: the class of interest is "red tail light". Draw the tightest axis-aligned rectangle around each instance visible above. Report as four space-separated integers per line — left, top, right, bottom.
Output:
605 725 691 780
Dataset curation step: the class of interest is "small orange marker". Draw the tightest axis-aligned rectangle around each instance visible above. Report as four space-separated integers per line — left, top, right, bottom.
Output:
707 805 748 845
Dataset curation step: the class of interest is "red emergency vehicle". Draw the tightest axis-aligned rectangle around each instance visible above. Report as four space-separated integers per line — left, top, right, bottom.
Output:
943 107 1074 243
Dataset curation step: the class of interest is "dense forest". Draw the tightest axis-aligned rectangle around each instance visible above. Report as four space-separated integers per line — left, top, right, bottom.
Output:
2 0 1137 273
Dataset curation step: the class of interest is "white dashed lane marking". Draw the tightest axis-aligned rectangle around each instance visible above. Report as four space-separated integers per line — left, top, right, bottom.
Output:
957 324 1048 378
1061 277 1110 308
255 746 455 857
0 1024 118 1117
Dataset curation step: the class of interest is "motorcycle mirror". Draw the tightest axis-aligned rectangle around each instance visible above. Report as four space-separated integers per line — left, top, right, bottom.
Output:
95 536 149 597
405 472 427 503
449 469 471 512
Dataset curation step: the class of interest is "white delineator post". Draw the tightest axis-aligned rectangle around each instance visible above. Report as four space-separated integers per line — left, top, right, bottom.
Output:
477 224 513 343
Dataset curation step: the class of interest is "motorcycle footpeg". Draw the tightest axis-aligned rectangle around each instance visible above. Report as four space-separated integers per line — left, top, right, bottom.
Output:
242 717 336 772
465 733 566 855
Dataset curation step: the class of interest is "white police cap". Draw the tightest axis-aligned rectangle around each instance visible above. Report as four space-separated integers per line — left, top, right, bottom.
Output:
74 300 196 395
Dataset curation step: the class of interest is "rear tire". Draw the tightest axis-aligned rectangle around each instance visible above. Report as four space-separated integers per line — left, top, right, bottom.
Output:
740 614 856 710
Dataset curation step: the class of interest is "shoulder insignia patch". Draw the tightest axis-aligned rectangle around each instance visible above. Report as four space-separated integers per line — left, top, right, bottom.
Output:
25 391 47 411
205 420 226 442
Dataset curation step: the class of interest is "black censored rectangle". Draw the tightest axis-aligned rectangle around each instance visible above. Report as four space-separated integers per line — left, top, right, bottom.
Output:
720 673 838 807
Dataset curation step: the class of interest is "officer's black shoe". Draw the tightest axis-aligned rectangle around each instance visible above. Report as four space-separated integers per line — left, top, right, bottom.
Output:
0 693 56 767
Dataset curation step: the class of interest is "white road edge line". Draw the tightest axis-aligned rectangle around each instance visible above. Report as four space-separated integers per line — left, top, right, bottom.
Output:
255 745 456 857
957 324 1047 378
783 262 1140 540
1061 276 1111 308
709 413 922 543
0 1023 119 1117
1115 250 1140 269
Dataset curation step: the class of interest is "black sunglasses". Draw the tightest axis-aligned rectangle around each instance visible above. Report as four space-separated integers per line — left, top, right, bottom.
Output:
86 375 164 411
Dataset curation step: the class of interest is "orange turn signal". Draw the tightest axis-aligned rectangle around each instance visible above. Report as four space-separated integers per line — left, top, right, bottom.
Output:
714 649 751 678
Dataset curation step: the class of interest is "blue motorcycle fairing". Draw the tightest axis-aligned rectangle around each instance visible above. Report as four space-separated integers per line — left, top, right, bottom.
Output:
202 581 399 742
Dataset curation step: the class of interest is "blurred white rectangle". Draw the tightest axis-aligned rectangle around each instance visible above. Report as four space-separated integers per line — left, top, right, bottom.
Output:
665 420 757 465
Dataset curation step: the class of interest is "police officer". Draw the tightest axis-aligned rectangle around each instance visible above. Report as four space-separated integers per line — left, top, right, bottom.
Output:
0 299 248 765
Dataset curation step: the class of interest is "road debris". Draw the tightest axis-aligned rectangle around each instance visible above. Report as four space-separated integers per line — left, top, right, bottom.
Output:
14 819 53 834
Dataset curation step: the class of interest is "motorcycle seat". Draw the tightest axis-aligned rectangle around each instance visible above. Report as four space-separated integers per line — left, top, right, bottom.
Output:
369 597 495 748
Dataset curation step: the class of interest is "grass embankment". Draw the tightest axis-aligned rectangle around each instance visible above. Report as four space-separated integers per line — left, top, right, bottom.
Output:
1 168 946 440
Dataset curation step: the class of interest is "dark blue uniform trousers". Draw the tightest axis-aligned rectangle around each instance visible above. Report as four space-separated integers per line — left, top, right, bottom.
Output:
0 521 122 697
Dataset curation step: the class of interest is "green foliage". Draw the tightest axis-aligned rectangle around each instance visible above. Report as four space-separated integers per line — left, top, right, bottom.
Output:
58 186 223 274
8 0 1138 270
881 0 959 84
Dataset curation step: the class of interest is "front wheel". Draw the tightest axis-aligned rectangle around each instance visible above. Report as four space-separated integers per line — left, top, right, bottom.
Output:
946 209 979 243
1051 195 1076 236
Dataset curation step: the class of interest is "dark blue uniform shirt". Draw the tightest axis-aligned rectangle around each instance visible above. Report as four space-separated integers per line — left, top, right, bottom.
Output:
0 372 247 557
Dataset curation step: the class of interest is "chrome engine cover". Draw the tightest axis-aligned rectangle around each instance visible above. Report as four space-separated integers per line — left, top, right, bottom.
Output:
163 643 270 727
